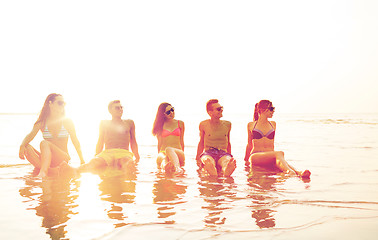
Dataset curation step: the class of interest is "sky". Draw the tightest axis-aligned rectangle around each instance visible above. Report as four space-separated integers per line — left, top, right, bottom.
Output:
1 0 378 121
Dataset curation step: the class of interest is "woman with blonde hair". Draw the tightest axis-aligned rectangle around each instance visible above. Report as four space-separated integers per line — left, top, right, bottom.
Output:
152 103 185 174
245 100 310 178
19 93 84 178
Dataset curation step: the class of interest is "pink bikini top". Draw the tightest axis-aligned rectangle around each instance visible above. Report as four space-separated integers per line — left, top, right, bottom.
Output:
161 121 181 138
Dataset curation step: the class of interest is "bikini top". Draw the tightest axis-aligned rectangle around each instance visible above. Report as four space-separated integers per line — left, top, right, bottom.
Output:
161 121 181 138
252 121 275 140
42 124 69 139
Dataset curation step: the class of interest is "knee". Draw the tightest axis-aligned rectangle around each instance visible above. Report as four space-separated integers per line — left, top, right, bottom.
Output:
276 151 284 158
165 147 174 154
201 156 215 166
40 140 50 149
25 144 33 152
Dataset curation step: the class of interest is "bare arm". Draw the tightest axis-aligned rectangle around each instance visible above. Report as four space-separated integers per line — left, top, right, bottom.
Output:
96 121 105 155
227 122 232 154
129 120 140 162
19 123 40 159
195 122 205 167
157 134 162 153
244 122 253 161
65 119 85 164
180 120 185 151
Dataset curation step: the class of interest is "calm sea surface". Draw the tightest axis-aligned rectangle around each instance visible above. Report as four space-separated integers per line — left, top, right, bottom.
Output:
1 113 378 239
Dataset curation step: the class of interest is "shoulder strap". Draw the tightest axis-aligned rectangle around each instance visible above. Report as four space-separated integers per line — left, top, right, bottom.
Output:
252 121 258 130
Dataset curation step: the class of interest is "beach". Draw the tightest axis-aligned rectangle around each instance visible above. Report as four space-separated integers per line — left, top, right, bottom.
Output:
1 112 378 240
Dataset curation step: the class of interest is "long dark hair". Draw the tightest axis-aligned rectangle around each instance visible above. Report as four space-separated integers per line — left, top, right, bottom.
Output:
34 93 62 130
254 100 272 121
152 102 171 136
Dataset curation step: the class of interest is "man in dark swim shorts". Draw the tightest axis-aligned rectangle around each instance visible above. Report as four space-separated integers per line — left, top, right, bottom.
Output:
196 99 236 177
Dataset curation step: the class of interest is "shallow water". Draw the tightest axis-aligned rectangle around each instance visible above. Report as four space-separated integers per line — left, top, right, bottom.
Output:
1 113 378 239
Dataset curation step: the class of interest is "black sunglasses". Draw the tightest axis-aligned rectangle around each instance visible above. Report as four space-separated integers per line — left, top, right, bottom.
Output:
165 108 175 115
269 106 275 111
216 106 223 112
57 101 66 106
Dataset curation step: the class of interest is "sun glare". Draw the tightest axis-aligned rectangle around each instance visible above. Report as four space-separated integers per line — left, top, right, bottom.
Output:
75 174 105 218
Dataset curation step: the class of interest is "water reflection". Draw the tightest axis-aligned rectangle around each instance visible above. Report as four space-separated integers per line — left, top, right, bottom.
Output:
19 170 79 240
152 173 187 221
247 166 285 229
98 170 137 228
197 174 236 228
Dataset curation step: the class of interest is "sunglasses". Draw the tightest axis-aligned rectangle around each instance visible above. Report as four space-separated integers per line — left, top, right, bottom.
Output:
165 108 175 115
57 101 66 106
216 106 223 112
114 106 123 110
269 106 275 111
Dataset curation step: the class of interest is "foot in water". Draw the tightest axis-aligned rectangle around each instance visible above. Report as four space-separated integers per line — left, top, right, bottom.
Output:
59 161 77 178
174 167 185 175
164 161 175 173
300 170 311 179
202 157 218 176
36 170 48 179
223 158 236 177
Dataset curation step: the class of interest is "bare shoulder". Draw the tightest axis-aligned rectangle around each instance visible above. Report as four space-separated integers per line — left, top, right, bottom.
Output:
63 118 74 127
62 118 77 133
247 121 255 129
123 119 135 127
199 119 209 130
271 121 277 128
222 120 232 127
199 119 210 126
100 120 110 128
124 119 134 124
178 120 185 128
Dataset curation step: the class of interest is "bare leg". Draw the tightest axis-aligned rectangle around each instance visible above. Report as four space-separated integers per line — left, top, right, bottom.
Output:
250 151 310 178
165 147 185 174
118 157 136 173
156 152 173 173
201 155 218 176
24 144 42 169
77 157 107 174
218 156 236 177
38 140 70 178
275 152 311 178
156 153 165 170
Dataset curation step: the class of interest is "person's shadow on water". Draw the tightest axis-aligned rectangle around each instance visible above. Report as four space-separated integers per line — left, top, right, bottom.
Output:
197 170 237 228
152 172 188 222
19 170 79 240
98 169 137 228
246 164 295 229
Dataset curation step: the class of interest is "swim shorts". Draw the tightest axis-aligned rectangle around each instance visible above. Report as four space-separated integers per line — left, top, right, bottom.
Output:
96 149 134 166
200 147 233 167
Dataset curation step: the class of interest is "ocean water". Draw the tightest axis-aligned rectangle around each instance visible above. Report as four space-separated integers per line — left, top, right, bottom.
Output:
1 112 378 240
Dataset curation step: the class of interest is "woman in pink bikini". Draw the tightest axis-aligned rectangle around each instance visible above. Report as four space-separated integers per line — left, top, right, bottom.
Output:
19 93 85 178
244 100 311 179
152 103 185 174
